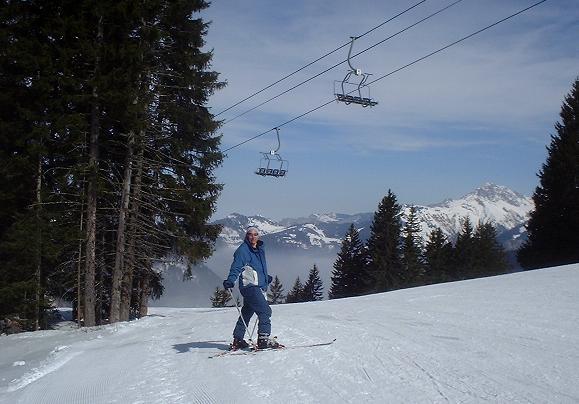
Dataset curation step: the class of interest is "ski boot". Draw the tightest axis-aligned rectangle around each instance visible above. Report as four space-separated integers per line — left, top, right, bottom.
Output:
230 337 249 351
257 334 282 350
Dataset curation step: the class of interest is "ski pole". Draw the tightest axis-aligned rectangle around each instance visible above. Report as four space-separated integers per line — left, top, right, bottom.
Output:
249 317 258 340
228 288 256 348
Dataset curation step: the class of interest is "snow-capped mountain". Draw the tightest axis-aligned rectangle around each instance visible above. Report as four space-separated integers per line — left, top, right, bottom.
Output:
214 183 533 252
216 214 286 246
214 213 348 252
156 183 533 307
410 183 533 245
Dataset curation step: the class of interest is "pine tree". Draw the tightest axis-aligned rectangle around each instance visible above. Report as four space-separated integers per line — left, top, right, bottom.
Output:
423 228 454 284
453 217 476 280
518 78 579 269
267 275 285 304
286 277 304 303
401 206 424 287
366 190 403 292
0 0 81 329
210 287 231 308
302 264 324 301
473 221 509 277
329 224 368 299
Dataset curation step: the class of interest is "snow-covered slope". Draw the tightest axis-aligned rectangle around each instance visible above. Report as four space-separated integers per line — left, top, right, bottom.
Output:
2 264 578 403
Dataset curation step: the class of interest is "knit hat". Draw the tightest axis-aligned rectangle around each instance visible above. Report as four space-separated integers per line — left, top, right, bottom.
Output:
246 226 259 235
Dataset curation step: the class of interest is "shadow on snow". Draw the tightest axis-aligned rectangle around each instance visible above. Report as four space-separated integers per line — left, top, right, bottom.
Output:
173 340 229 353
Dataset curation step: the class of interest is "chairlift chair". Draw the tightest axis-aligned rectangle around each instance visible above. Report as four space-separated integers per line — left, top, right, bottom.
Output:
334 36 378 107
255 152 288 177
255 128 289 177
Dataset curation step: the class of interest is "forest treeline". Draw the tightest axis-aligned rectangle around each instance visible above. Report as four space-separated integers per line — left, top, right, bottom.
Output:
0 0 224 331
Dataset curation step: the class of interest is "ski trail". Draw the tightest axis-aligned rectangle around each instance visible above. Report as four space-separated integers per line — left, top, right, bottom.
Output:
361 366 374 383
1 265 578 403
6 349 81 393
408 358 450 403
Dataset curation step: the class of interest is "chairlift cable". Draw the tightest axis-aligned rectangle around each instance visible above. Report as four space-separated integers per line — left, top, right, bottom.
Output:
222 0 548 154
366 0 548 87
223 0 465 126
214 0 429 118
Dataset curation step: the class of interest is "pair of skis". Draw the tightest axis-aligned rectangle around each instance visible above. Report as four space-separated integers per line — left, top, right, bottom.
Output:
209 338 336 359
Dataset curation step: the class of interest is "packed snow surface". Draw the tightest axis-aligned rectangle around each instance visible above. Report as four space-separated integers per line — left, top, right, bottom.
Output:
1 264 578 403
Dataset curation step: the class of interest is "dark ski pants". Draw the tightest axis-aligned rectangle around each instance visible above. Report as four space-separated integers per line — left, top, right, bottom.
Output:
233 286 272 339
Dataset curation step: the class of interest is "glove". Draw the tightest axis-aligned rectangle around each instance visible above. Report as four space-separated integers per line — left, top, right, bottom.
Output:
223 279 234 289
267 275 273 284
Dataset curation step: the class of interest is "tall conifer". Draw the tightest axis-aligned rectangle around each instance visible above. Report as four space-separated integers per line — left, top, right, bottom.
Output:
286 277 304 303
401 206 424 287
423 228 453 284
267 275 285 304
302 264 324 301
454 217 476 280
518 78 579 269
473 222 509 277
366 190 402 292
329 224 367 299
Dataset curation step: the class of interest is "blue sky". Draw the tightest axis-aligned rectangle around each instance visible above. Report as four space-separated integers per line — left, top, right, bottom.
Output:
202 0 579 220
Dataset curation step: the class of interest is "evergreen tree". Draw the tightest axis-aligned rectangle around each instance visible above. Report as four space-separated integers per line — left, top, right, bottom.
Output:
267 275 285 304
423 228 454 284
453 217 476 280
518 78 579 269
302 264 324 301
210 287 231 308
286 277 304 303
401 206 424 287
329 224 368 299
0 0 81 328
366 190 402 292
473 221 509 277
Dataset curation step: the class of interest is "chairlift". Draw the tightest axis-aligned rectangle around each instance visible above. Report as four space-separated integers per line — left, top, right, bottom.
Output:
255 128 289 177
334 36 378 107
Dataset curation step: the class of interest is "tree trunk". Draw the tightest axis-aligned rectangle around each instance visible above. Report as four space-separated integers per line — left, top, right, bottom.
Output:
76 179 85 326
139 270 150 318
120 133 144 321
34 154 42 330
84 118 98 326
110 135 134 323
83 14 103 327
96 231 106 324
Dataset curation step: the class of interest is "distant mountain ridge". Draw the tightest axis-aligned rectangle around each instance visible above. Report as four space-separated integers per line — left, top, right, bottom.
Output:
155 183 533 307
213 183 533 252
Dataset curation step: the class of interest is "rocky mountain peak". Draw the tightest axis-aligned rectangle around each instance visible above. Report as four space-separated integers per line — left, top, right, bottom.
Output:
469 183 528 205
214 184 533 252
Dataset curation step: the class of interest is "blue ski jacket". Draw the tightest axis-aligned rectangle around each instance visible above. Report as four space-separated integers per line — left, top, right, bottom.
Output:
226 238 269 291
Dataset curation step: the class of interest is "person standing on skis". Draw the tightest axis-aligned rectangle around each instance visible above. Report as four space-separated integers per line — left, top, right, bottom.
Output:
223 226 276 350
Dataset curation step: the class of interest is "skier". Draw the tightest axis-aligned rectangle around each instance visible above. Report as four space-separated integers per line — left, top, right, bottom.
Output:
223 226 278 350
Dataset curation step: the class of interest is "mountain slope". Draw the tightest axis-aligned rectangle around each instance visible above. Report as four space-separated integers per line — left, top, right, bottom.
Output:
214 183 533 252
1 264 578 403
